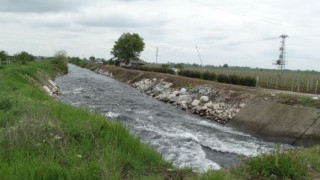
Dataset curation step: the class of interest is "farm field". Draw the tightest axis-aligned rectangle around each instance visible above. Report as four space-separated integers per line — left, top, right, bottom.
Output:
146 64 320 94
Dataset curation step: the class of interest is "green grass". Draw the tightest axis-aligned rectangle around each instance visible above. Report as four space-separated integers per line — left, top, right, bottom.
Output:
2 60 320 180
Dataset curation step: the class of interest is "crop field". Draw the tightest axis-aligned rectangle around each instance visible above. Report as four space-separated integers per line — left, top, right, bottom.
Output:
188 66 320 94
146 64 320 94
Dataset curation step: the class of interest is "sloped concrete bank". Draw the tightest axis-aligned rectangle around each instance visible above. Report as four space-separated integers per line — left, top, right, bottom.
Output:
93 66 320 146
229 101 320 146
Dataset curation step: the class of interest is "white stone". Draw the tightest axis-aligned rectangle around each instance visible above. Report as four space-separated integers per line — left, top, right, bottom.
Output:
48 80 57 88
239 103 246 108
202 101 213 109
43 86 52 95
180 101 188 110
212 103 220 110
180 88 187 94
177 95 192 105
200 96 209 103
172 91 180 96
191 99 201 107
313 97 319 100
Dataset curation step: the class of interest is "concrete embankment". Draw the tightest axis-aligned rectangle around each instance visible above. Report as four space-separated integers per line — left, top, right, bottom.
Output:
91 64 320 146
230 101 320 146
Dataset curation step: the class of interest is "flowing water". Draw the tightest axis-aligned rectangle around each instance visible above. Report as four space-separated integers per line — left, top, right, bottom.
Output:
55 64 276 172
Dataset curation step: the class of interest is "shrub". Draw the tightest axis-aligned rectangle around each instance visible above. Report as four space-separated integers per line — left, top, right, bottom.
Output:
241 76 256 87
202 71 216 81
14 51 34 63
123 66 175 74
217 74 229 83
229 75 240 85
51 50 68 73
179 70 201 78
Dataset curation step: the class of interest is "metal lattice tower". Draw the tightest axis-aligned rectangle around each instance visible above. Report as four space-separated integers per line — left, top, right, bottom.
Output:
273 34 289 71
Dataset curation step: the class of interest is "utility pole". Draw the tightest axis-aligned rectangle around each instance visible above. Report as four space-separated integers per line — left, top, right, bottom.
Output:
195 46 204 71
273 34 288 78
156 47 158 64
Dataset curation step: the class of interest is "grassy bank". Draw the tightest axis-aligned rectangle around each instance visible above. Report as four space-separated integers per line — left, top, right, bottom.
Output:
0 60 192 179
1 60 320 180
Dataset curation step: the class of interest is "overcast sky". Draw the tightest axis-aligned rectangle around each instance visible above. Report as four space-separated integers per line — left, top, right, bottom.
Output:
0 0 319 70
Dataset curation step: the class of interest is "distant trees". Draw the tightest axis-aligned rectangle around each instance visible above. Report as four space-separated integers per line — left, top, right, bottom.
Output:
14 51 34 64
111 33 145 63
89 56 96 61
223 64 229 68
0 50 8 61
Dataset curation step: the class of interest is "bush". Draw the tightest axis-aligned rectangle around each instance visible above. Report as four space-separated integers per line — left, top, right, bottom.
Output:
217 74 229 83
14 51 34 63
51 50 68 73
202 71 216 81
179 70 201 78
124 66 175 74
229 75 240 85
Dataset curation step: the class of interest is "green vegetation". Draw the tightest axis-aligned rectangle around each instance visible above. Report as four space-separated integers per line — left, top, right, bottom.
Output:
14 51 35 63
123 65 175 74
111 33 145 62
232 146 320 180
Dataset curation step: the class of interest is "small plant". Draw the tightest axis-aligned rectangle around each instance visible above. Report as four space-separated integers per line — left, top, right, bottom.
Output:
0 97 13 111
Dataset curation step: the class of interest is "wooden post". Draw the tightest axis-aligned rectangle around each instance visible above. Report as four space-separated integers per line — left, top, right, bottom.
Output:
315 81 319 94
297 79 300 92
291 79 294 91
276 78 278 89
256 76 259 87
307 80 309 92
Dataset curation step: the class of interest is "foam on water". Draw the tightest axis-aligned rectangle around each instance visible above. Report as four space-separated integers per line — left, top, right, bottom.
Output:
106 111 119 118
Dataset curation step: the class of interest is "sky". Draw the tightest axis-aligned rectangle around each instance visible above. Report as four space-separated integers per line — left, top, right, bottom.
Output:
0 0 319 70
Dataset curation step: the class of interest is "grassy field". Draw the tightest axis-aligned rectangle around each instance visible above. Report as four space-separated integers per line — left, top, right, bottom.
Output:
1 59 320 180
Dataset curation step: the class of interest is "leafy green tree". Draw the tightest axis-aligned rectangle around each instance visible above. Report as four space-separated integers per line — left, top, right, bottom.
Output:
223 64 229 68
0 50 8 61
14 51 34 63
111 33 145 62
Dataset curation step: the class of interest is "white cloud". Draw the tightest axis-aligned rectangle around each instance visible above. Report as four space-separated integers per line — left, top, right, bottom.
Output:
0 0 319 70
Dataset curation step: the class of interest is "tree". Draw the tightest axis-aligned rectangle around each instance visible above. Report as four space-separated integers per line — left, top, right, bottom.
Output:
89 56 95 61
111 33 145 62
0 50 8 61
14 51 34 63
223 64 229 68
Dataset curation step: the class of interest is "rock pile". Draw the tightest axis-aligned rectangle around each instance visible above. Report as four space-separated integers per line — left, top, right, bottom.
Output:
132 78 251 124
94 68 252 124
43 79 61 97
